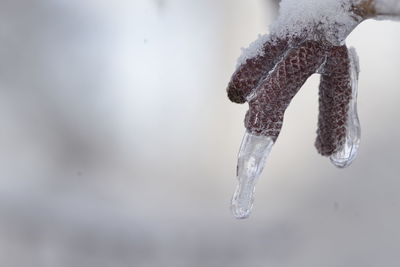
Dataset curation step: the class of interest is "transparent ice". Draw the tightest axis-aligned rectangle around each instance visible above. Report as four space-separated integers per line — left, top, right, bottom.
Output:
330 48 361 168
231 132 274 219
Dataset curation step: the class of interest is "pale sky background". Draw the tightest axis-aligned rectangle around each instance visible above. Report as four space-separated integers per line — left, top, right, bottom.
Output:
0 1 400 266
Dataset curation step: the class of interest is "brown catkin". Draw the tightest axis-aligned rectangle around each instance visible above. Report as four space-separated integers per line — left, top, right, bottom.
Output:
227 38 288 103
227 37 355 156
315 45 352 156
245 41 325 141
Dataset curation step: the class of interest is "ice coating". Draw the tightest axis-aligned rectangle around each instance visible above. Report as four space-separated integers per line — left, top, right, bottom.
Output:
315 45 353 156
231 131 274 219
330 47 361 168
245 40 325 139
228 37 289 104
315 45 361 164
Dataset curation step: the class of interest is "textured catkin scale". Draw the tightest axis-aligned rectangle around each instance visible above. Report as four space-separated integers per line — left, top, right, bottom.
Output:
316 45 352 156
227 38 289 103
244 41 326 140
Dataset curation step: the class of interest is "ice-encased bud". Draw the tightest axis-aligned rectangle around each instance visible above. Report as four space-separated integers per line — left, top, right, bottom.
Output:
231 131 274 219
330 48 361 168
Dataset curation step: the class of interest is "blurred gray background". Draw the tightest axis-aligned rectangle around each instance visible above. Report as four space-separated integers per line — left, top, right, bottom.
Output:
0 0 400 266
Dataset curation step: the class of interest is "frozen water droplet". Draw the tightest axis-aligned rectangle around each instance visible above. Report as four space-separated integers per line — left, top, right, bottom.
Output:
231 131 274 219
330 48 361 168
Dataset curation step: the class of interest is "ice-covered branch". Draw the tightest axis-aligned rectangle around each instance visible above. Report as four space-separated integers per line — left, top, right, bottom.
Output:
227 0 400 219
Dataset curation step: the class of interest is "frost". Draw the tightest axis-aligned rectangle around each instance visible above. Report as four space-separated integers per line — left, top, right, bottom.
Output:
236 0 400 67
236 34 270 68
271 0 360 45
236 0 363 68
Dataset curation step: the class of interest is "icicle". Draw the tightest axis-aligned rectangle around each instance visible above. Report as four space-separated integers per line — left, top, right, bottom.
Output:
330 48 361 168
231 131 274 219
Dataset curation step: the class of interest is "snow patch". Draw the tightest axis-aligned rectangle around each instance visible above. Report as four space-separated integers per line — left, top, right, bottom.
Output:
236 34 270 68
271 0 361 45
